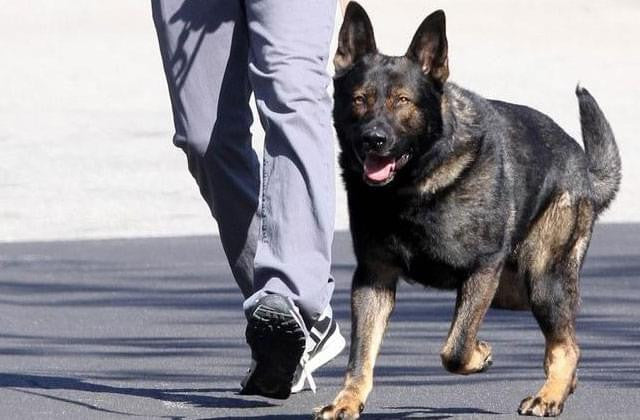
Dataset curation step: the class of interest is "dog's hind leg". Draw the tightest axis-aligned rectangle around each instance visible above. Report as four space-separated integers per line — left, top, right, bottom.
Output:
316 261 399 420
517 195 593 417
440 260 502 375
518 268 580 418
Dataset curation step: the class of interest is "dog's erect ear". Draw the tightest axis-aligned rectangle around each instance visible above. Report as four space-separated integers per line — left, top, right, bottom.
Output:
334 2 377 74
406 10 449 85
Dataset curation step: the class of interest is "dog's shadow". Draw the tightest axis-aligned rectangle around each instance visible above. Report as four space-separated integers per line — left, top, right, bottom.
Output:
212 406 500 420
366 405 501 419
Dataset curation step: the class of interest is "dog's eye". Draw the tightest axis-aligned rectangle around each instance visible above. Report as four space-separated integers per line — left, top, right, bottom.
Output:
397 96 411 105
353 95 366 105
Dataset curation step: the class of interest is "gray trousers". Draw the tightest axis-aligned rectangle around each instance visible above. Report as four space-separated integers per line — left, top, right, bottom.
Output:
152 0 337 327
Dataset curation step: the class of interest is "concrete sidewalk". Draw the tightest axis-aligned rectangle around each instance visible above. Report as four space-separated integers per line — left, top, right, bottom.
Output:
0 224 638 419
1 0 639 242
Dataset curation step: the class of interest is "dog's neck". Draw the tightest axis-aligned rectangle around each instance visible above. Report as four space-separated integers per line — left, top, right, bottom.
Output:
440 83 484 142
414 144 478 195
405 83 483 195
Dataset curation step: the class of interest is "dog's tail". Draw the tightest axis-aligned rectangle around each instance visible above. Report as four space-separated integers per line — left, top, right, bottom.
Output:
576 85 621 214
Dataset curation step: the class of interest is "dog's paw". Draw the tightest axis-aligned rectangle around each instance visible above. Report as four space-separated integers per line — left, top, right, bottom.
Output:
472 340 493 372
442 340 493 374
314 400 364 420
518 396 564 417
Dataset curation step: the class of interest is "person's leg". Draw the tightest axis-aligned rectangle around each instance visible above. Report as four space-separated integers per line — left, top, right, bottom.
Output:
242 0 338 327
153 0 342 398
152 0 258 297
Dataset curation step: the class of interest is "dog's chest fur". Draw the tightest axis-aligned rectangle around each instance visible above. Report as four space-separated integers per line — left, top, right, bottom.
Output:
348 176 508 289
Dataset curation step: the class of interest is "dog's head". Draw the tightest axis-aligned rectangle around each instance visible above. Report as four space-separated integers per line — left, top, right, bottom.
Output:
334 2 449 187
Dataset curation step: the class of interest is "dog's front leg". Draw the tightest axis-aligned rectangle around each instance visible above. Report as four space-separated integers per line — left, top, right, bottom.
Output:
316 263 399 420
441 261 502 374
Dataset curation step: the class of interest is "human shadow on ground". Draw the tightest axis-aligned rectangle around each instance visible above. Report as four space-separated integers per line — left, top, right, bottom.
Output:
0 373 274 413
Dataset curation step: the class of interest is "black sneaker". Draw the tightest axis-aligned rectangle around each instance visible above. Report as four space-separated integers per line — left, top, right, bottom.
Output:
291 304 345 393
240 294 307 399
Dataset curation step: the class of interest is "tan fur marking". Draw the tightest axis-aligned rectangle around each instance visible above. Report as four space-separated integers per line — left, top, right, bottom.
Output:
539 342 578 400
493 195 573 311
417 149 476 194
519 192 576 279
390 87 413 99
394 102 424 133
334 51 352 73
351 86 376 118
568 199 594 271
519 339 579 416
536 340 578 412
355 291 391 366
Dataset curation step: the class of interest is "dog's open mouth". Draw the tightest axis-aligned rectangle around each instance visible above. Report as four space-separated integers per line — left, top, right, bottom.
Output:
363 153 411 186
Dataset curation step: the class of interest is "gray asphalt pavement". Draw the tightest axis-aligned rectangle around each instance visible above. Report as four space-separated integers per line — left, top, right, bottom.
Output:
0 224 638 419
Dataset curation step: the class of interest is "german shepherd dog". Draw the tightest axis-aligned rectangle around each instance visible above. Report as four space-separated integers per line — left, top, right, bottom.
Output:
316 3 621 418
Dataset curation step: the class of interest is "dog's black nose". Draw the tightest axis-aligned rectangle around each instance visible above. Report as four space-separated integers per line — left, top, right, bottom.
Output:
362 130 388 152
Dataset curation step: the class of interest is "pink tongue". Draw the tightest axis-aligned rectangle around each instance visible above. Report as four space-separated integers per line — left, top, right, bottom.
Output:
364 155 396 182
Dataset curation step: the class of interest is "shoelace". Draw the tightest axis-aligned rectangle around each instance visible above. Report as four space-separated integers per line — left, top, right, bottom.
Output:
297 352 317 393
287 305 318 393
